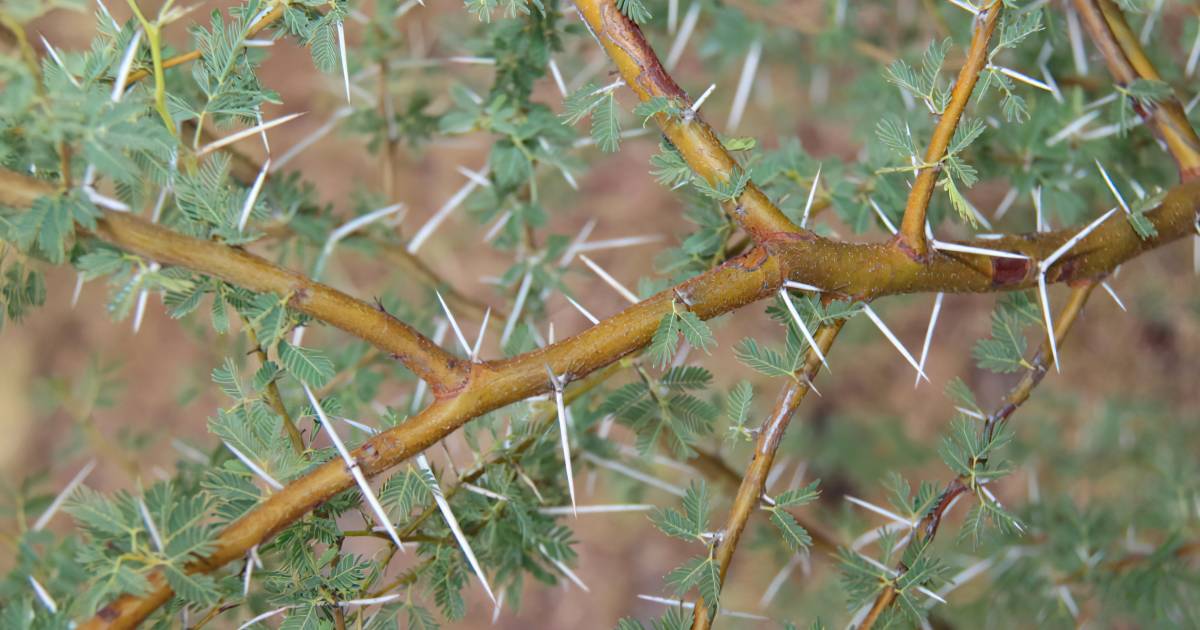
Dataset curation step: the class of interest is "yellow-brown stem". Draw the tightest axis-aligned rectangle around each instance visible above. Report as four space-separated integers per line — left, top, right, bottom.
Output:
1071 0 1200 177
692 322 844 629
898 2 1002 257
571 0 801 241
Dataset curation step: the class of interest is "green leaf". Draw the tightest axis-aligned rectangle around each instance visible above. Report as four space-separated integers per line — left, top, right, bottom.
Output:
616 0 652 23
734 337 793 378
776 480 821 508
277 340 335 388
676 310 715 354
163 564 220 607
661 366 713 390
770 508 813 551
633 96 682 124
591 92 621 153
1128 211 1158 239
649 311 682 368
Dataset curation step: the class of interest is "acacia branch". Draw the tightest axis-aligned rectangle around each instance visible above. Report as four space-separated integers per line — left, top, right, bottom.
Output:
4 162 1183 627
692 321 844 630
897 2 1002 257
1071 0 1200 177
0 170 467 394
571 0 802 241
858 282 1098 630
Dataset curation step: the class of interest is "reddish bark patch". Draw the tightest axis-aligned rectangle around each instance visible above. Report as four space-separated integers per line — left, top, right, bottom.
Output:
991 257 1030 287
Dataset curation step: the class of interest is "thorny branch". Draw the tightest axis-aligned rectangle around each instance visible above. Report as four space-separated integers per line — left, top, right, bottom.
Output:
897 1 1002 257
858 282 1097 630
692 322 845 629
1 0 1198 626
1071 0 1200 178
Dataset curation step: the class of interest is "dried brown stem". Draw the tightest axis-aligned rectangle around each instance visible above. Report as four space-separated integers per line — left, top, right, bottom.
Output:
692 322 845 629
897 2 1002 257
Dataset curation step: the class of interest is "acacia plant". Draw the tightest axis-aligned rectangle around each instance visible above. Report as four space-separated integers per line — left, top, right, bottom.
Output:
2 0 1199 627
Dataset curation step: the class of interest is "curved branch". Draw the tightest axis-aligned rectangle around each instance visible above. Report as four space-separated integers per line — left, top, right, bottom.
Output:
692 321 844 629
898 2 1002 257
0 171 467 394
571 0 802 240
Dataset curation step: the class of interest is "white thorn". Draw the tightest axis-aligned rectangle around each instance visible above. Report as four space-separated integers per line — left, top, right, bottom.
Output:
580 452 686 496
537 503 653 515
40 36 80 88
934 557 994 599
915 293 943 387
931 240 1028 260
417 453 496 603
988 64 1054 93
110 30 143 102
636 594 770 621
558 219 598 268
499 269 533 347
573 234 664 254
471 308 491 361
779 288 829 371
1095 160 1132 215
579 254 639 304
547 367 577 517
759 554 803 608
845 495 914 528
668 0 678 33
944 0 978 15
1036 272 1060 373
784 280 823 293
407 169 485 254
539 544 589 591
456 165 492 189
727 39 763 131
84 187 131 211
1100 280 1126 311
93 0 120 29
1139 0 1163 44
339 593 403 608
314 202 406 280
198 112 304 156
222 441 284 490
28 576 57 613
548 57 568 98
1056 585 1080 619
461 482 508 502
71 272 85 308
666 2 701 70
482 210 512 243
800 164 822 229
337 20 351 105
860 304 929 382
1066 8 1089 76
237 158 271 232
33 460 96 531
271 107 353 172
303 385 405 551
237 606 292 629
436 291 473 355
1042 207 1120 270
1188 24 1200 77
1047 109 1102 146
690 83 716 113
868 197 898 234
564 294 600 325
1033 186 1046 232
137 496 165 552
